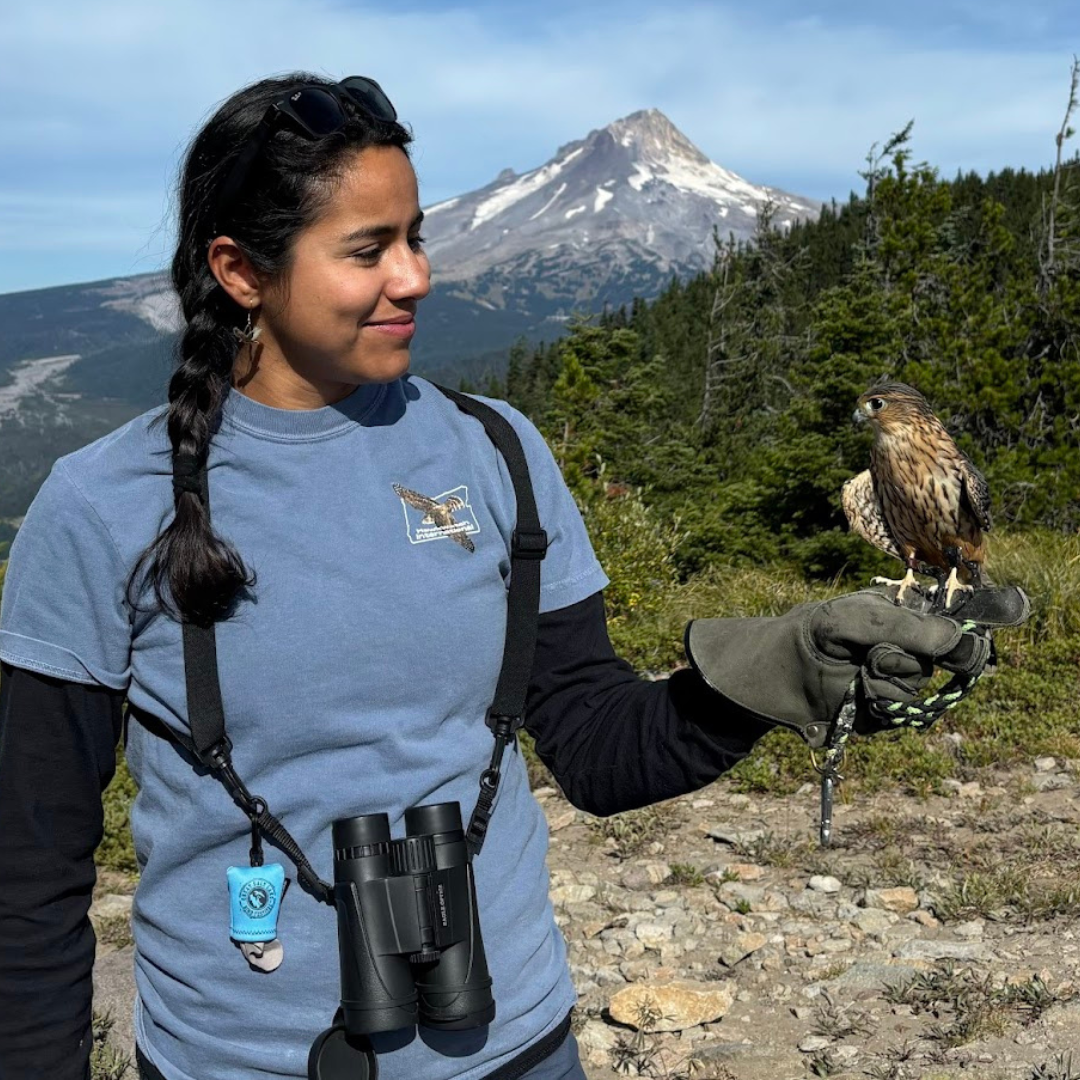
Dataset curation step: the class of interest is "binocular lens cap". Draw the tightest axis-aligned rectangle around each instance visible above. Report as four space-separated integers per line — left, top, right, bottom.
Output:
308 1024 377 1080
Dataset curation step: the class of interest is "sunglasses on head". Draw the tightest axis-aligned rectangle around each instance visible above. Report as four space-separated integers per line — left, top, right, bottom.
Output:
211 76 398 236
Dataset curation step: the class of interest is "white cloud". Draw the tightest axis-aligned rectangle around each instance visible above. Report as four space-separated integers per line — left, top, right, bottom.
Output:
0 0 1076 291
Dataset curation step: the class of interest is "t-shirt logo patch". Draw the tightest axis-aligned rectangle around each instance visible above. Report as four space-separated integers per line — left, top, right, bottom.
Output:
392 484 479 553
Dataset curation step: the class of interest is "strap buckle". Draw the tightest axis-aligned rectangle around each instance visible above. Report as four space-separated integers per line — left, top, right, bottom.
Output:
511 528 548 561
485 712 525 735
203 735 234 771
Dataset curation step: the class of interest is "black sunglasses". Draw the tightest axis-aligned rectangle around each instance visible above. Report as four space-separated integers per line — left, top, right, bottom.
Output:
211 76 398 235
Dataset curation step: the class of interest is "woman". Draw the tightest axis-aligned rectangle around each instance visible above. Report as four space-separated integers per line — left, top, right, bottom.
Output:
0 73 980 1080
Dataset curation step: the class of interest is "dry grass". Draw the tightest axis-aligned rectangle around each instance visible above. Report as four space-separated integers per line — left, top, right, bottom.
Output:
90 1011 133 1080
587 802 682 860
882 965 1069 1049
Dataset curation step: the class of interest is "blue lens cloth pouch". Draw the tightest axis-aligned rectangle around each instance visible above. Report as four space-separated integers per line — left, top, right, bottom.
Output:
227 863 286 943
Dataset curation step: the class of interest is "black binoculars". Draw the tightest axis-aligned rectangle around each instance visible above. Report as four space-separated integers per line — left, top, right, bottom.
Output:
331 801 495 1033
309 802 495 1079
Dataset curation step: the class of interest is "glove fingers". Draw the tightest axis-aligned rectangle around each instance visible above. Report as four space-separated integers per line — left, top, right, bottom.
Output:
938 631 993 677
866 642 933 682
814 593 963 662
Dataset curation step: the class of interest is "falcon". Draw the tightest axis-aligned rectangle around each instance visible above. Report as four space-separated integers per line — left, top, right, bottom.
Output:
842 383 991 609
392 484 476 552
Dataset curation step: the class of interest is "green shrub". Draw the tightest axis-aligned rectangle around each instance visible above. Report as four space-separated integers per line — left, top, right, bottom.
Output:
98 751 138 876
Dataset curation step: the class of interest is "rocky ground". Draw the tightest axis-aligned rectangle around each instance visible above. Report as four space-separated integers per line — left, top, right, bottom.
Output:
92 753 1080 1080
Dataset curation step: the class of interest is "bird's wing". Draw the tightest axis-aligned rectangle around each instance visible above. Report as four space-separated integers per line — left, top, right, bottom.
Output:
442 496 465 512
842 469 903 560
393 484 439 513
957 452 993 532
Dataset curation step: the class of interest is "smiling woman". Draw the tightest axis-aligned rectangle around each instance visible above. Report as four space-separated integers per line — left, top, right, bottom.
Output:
0 71 616 1080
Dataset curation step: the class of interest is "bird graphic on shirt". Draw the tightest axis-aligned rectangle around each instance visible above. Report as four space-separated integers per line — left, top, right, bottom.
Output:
842 382 992 609
392 484 476 552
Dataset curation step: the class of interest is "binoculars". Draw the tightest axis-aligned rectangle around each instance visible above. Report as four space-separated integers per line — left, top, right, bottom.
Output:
309 802 494 1079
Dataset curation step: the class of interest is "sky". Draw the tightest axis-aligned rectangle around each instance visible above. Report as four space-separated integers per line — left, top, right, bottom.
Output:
1 0 1078 295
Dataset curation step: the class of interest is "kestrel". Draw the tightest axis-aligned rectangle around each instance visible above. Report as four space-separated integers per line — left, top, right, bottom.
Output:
842 383 991 609
392 484 476 552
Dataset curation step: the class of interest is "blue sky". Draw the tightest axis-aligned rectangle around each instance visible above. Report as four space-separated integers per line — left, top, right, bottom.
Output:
1 0 1077 295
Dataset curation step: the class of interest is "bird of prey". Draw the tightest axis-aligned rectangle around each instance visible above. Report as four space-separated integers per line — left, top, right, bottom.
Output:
842 383 992 609
392 484 476 552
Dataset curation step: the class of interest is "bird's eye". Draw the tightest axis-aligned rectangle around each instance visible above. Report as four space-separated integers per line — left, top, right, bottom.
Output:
869 398 885 411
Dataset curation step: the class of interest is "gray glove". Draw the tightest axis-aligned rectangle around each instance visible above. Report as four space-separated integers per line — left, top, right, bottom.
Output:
685 588 1002 749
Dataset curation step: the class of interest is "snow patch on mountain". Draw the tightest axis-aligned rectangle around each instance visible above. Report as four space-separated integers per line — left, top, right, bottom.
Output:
95 273 183 335
0 354 81 421
529 182 567 221
470 147 584 231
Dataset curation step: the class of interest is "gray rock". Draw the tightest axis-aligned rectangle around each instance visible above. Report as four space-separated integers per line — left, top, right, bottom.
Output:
954 920 985 939
90 894 134 921
798 1034 833 1053
635 922 675 949
1034 756 1058 772
853 909 897 936
893 940 996 963
808 875 842 894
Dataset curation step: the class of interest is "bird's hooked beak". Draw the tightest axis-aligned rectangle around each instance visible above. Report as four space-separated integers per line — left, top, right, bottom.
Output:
852 406 869 425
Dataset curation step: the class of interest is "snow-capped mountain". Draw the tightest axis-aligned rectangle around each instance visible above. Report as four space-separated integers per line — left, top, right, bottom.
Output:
421 108 819 310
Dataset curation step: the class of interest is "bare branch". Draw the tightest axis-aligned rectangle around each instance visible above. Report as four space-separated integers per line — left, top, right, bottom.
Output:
1043 55 1079 288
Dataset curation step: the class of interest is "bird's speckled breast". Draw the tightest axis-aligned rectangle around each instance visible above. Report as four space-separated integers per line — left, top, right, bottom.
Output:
871 430 984 571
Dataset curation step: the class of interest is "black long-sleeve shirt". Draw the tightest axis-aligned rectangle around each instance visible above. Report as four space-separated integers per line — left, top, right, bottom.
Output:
0 591 770 1079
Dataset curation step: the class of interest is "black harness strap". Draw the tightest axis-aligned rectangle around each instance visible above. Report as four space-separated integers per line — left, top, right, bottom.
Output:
156 384 547 900
433 385 548 853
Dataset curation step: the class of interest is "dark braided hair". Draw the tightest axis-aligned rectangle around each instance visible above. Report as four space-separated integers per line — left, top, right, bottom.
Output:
127 73 413 626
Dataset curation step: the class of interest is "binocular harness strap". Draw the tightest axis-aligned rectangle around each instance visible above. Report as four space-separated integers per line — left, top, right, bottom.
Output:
171 384 547 905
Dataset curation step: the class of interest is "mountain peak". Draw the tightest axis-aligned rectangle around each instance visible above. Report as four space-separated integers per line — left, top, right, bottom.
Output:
421 108 819 288
602 109 709 167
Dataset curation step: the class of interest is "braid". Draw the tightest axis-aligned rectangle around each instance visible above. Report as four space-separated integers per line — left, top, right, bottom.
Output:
128 265 256 626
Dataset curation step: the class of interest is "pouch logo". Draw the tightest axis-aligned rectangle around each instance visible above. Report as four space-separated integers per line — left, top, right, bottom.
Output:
239 879 277 919
393 483 479 553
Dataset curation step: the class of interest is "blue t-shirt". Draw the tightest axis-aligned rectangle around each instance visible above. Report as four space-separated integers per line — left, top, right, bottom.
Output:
0 376 608 1080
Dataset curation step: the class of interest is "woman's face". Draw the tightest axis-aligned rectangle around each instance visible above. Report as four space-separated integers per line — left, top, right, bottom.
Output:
242 144 431 406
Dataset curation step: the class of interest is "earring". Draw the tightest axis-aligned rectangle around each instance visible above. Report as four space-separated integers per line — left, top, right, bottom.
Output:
232 309 263 346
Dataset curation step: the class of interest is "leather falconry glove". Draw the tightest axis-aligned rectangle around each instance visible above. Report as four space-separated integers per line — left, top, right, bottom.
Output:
684 585 1029 750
